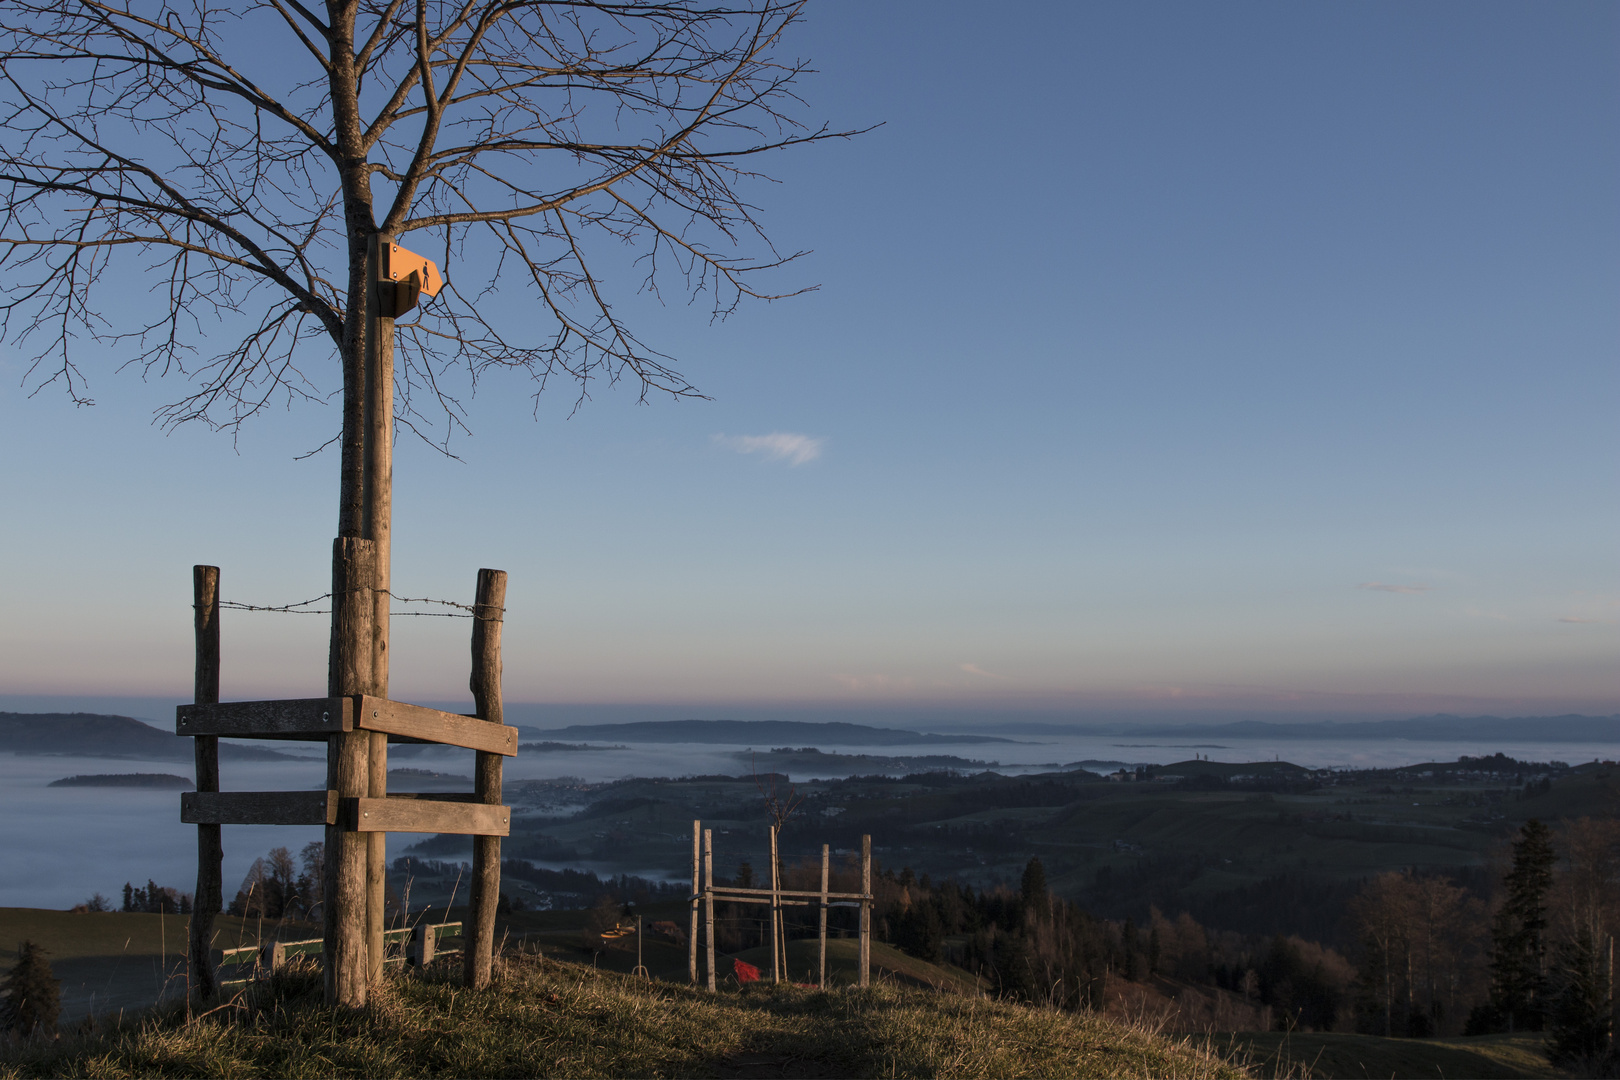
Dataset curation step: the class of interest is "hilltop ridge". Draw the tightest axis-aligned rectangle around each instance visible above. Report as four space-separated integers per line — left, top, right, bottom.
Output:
521 718 1019 746
0 949 1242 1079
0 712 303 762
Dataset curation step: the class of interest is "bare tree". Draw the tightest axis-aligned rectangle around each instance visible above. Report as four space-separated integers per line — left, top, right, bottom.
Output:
1 0 858 1006
0 0 858 516
751 750 803 831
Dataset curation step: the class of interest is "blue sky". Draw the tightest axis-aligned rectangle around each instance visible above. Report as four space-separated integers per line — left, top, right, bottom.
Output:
2 1 1615 723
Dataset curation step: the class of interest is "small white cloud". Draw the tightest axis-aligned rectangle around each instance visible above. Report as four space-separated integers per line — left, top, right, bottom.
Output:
960 663 1007 680
714 432 824 466
1356 582 1433 594
1557 616 1606 624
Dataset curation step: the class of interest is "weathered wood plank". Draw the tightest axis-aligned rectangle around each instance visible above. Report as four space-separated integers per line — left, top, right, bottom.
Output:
355 696 517 756
383 791 481 802
347 797 509 836
174 694 520 754
701 884 871 901
177 697 352 738
182 790 338 826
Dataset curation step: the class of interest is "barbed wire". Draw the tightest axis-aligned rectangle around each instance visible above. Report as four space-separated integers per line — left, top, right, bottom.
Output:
217 594 330 614
213 590 503 619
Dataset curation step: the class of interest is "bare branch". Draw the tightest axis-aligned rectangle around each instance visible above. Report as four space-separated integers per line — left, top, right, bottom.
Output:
0 0 863 451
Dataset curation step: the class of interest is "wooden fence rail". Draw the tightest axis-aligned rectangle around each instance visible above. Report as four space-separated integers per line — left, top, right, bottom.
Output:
217 922 463 986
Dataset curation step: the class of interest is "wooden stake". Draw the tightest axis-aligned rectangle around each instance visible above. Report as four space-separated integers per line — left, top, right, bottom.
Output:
465 568 506 991
704 828 716 992
363 232 395 987
859 834 871 988
819 843 829 990
769 825 780 985
325 536 374 1007
188 565 221 1002
689 820 700 985
364 232 394 701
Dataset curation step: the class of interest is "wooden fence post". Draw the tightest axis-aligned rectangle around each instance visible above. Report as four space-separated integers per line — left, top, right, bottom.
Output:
768 824 780 985
465 568 507 990
689 820 700 985
704 828 716 992
261 940 286 976
819 843 829 989
188 565 222 1002
325 536 375 1007
363 231 395 989
859 834 871 988
410 922 436 968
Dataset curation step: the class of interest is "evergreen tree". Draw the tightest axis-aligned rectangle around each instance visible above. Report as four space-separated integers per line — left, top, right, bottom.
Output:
1545 926 1614 1067
1021 857 1047 909
1486 819 1558 1032
0 941 61 1038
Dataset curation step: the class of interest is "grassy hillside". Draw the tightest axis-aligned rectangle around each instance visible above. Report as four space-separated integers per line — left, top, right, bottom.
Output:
0 908 319 1022
489 902 985 995
0 954 1244 1079
1209 1031 1561 1079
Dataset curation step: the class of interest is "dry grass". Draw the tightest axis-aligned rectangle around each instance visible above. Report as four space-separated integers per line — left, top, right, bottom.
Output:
1 952 1247 1079
1205 1030 1563 1079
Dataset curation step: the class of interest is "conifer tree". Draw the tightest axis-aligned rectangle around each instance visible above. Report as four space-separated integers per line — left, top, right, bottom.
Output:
1545 926 1614 1065
1485 819 1558 1032
1021 857 1047 911
0 941 61 1038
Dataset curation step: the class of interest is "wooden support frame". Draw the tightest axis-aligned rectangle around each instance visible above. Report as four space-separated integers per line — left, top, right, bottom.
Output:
180 556 512 1008
687 822 872 992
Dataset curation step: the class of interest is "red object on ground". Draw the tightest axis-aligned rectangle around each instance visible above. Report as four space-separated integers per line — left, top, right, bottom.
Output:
733 959 761 983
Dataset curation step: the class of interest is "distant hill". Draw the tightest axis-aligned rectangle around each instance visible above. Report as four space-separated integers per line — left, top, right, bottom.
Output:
520 719 1018 746
0 712 304 761
737 747 996 776
1131 713 1620 743
49 773 194 789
